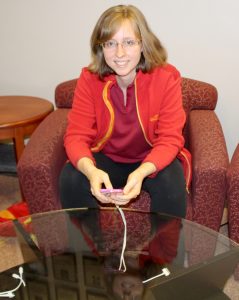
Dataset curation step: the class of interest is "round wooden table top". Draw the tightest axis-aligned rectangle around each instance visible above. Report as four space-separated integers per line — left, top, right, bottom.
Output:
0 96 54 128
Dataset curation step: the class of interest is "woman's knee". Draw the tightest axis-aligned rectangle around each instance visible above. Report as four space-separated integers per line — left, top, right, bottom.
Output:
145 159 185 194
143 159 186 217
60 163 89 192
59 162 93 209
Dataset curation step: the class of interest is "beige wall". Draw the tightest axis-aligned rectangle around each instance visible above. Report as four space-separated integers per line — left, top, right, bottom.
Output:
1 0 239 157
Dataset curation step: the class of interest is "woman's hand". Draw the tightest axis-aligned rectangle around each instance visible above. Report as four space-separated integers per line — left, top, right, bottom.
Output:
77 157 114 204
110 169 144 205
88 168 116 204
113 162 157 206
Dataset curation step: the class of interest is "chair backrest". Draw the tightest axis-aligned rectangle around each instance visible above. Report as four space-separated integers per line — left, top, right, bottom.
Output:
55 77 217 144
55 77 218 117
55 79 77 109
181 78 217 115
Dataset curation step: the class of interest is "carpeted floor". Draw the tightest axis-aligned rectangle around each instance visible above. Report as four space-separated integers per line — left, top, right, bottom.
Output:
0 143 21 210
0 143 17 173
0 173 21 210
0 143 20 210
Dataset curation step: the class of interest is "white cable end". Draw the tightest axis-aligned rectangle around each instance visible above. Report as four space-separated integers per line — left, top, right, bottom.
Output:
8 292 15 298
0 267 25 298
12 274 20 279
162 268 170 276
0 292 15 298
19 267 23 275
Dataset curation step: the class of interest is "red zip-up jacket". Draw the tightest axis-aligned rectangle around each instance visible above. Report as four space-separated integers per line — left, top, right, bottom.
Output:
64 64 191 189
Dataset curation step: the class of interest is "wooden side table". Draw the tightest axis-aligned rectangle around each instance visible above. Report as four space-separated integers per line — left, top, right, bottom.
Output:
0 96 54 162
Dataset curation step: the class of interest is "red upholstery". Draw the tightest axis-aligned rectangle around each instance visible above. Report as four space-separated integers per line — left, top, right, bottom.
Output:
228 144 239 241
17 77 229 231
227 144 239 241
227 144 239 279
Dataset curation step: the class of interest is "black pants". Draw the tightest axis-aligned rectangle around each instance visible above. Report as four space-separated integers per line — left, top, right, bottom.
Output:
59 152 186 218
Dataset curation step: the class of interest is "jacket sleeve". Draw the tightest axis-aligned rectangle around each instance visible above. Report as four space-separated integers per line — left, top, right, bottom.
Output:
142 68 186 175
64 69 97 167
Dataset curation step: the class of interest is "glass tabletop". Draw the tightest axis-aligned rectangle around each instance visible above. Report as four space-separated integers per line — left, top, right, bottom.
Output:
0 207 238 299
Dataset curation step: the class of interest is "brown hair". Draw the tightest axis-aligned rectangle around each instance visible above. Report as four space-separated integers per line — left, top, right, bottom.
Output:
88 5 167 79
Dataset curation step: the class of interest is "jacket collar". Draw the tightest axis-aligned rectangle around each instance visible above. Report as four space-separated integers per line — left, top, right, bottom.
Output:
103 70 144 87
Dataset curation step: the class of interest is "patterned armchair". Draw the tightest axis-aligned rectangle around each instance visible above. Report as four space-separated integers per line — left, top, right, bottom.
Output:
227 144 239 279
17 77 229 231
227 144 239 242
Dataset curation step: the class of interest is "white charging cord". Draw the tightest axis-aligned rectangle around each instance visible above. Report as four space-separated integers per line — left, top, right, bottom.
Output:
0 267 26 298
142 267 170 283
116 205 127 272
115 206 171 283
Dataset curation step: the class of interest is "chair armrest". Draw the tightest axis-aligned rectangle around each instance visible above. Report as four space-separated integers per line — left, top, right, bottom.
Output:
227 144 239 242
17 109 69 213
227 144 239 179
188 110 229 230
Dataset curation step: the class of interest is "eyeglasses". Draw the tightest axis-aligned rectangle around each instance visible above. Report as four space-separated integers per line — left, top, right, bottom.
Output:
101 39 141 50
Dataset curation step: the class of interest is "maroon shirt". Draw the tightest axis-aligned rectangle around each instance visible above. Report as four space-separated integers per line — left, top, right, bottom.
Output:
102 82 151 163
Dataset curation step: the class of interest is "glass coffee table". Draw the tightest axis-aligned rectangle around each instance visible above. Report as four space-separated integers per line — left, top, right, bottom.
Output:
0 208 238 299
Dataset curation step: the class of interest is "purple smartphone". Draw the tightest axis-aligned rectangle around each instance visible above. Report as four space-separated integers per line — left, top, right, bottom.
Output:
100 188 123 195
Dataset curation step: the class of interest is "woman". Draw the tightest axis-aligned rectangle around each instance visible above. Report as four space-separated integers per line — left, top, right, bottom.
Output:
59 4 190 217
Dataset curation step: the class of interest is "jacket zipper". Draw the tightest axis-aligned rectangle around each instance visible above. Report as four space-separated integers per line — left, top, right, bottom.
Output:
91 81 114 152
134 78 152 147
179 149 191 194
